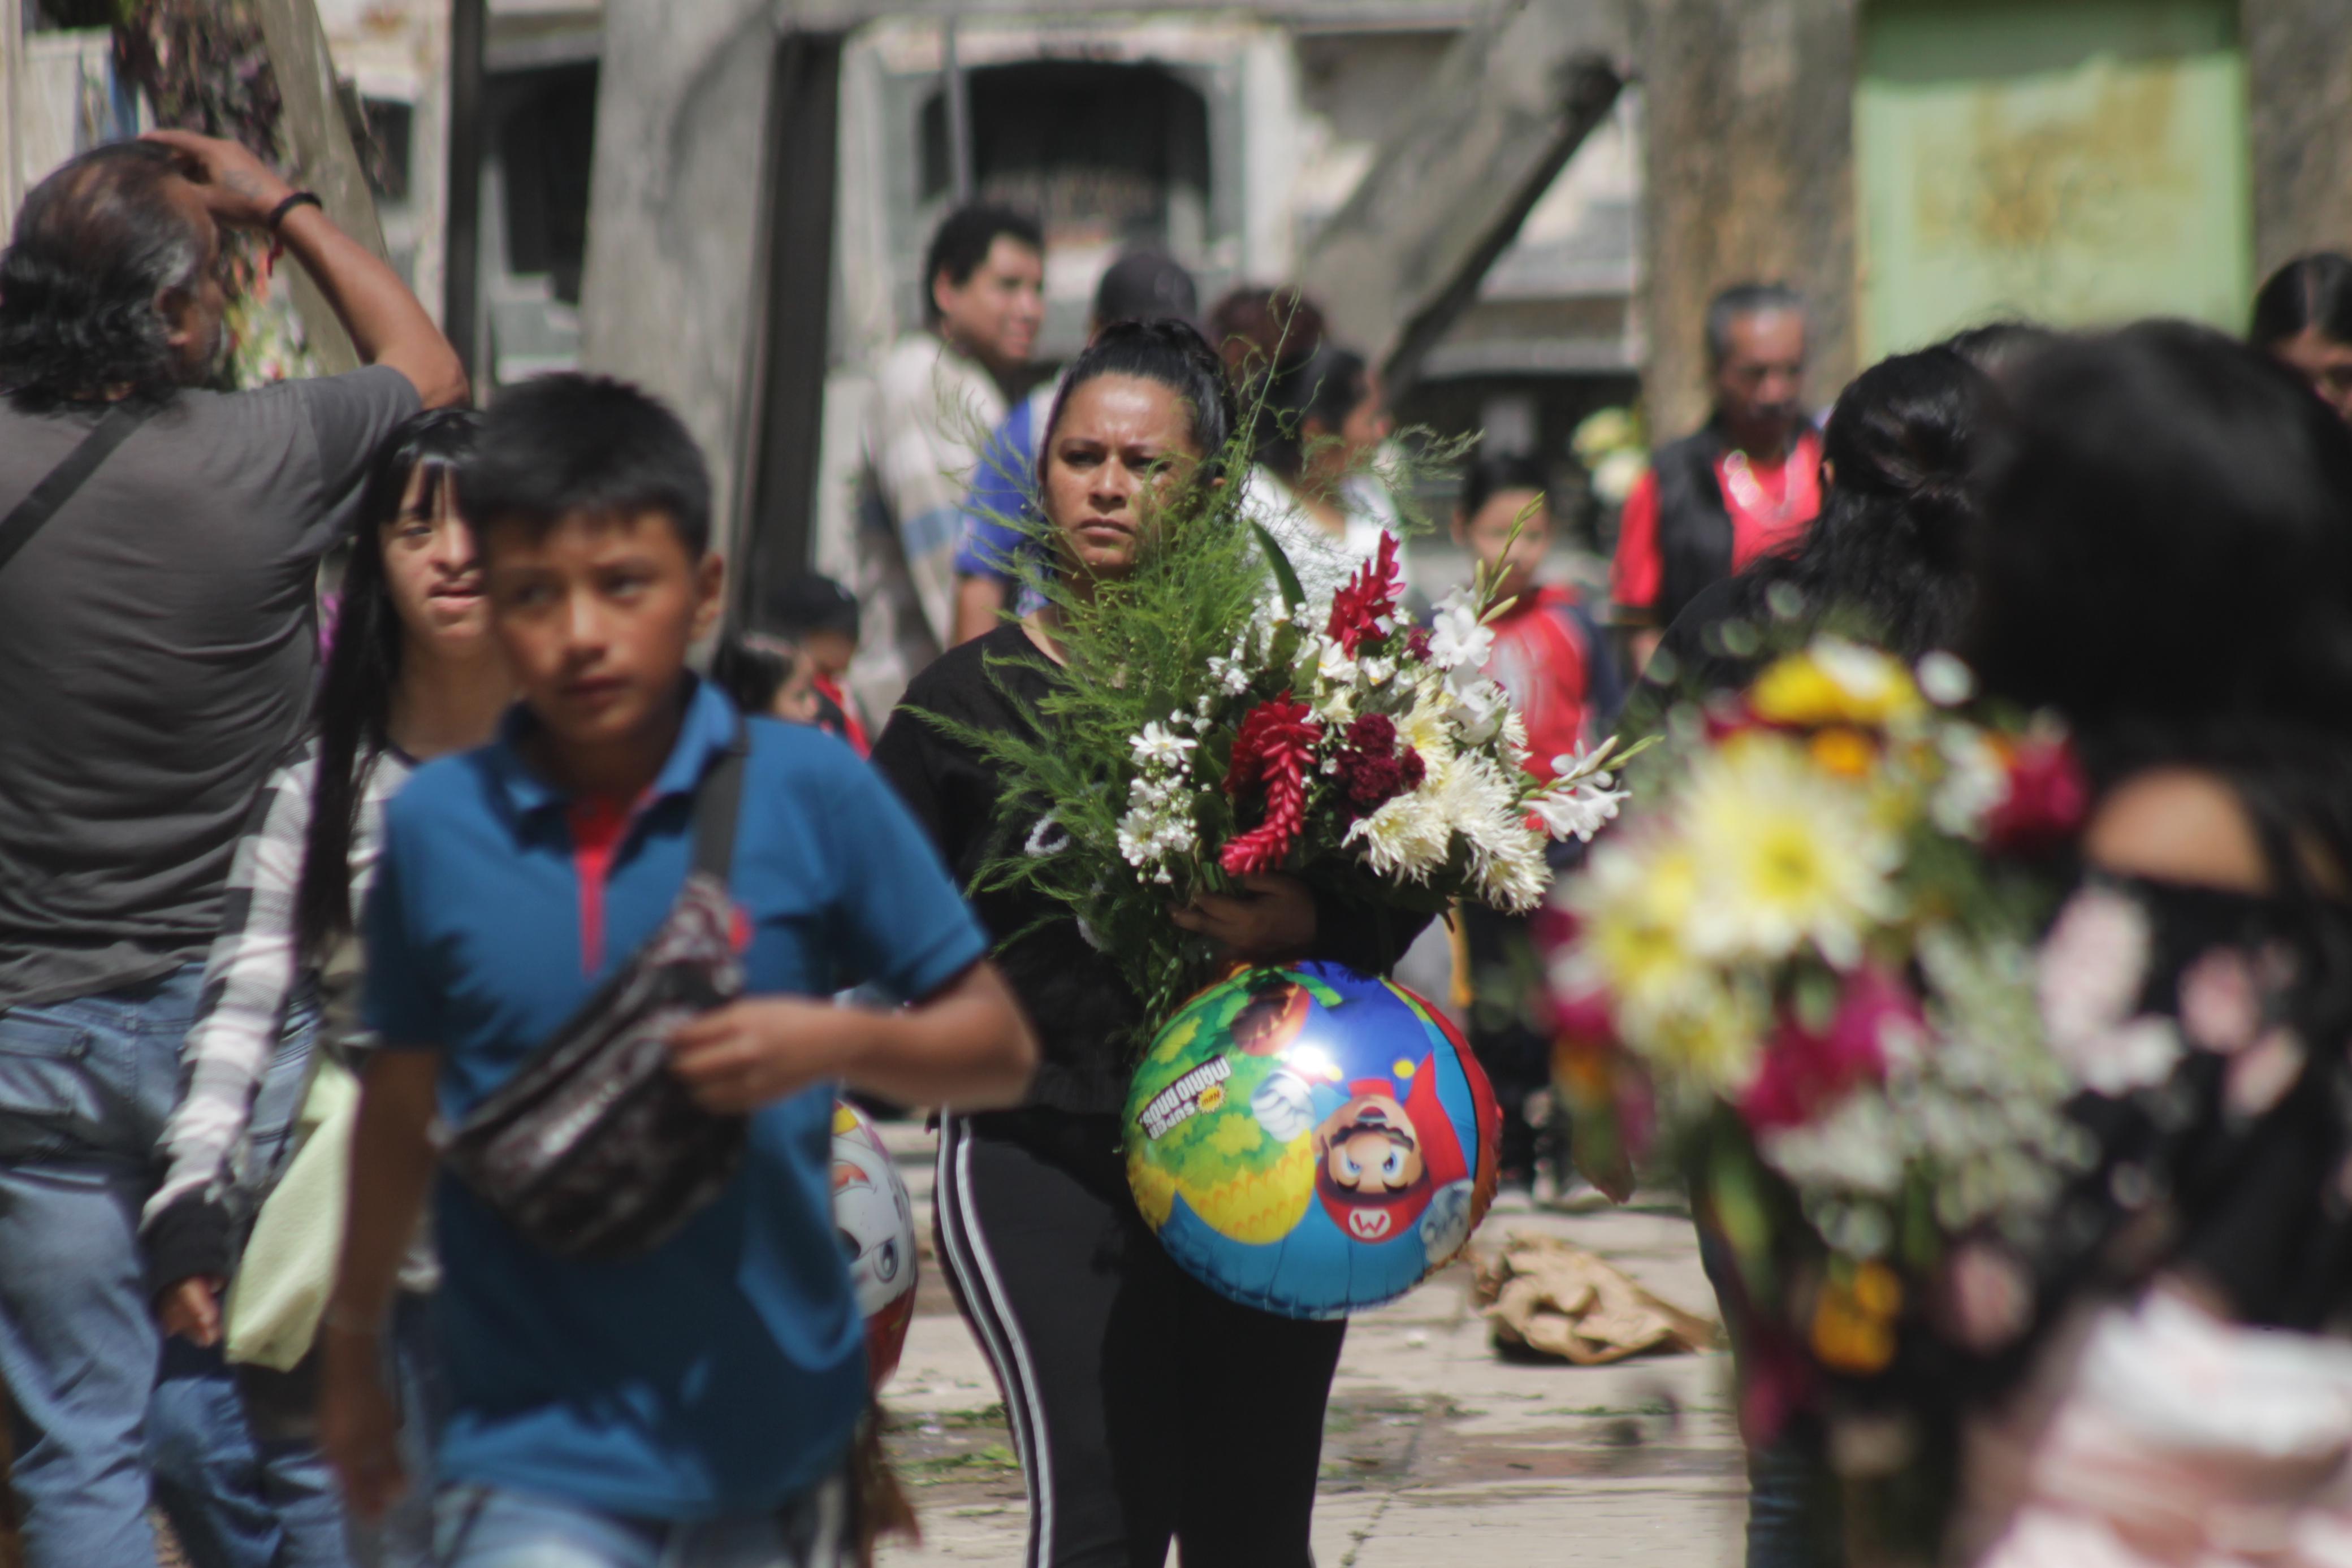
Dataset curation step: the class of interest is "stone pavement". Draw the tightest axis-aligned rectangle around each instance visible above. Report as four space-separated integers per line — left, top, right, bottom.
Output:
870 1123 1744 1566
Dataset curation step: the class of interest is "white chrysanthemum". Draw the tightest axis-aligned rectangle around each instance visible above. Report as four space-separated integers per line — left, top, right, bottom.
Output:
1477 827 1551 913
1679 733 1901 967
1346 788 1452 881
1438 752 1522 868
1397 683 1457 761
1428 591 1494 670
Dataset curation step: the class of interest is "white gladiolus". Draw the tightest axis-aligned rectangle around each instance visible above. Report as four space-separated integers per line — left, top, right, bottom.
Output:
1446 676 1508 746
1529 778 1629 843
1428 592 1494 671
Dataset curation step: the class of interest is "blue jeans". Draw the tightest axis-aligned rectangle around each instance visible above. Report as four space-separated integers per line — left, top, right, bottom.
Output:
0 965 348 1568
1695 1219 1843 1568
431 1478 849 1568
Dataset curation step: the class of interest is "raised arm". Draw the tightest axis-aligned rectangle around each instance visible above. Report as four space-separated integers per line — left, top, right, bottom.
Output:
144 129 466 409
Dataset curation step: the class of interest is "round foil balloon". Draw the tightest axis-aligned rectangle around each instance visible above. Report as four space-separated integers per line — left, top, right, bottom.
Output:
832 1101 918 1388
1125 961 1501 1319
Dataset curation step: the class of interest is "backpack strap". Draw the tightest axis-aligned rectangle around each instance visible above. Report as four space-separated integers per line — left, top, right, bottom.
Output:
0 400 162 577
688 716 752 887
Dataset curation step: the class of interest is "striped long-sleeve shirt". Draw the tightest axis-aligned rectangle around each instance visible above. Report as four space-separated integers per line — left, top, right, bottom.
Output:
140 736 410 1288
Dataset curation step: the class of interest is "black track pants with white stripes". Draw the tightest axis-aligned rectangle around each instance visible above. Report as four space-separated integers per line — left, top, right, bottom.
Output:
934 1107 1348 1568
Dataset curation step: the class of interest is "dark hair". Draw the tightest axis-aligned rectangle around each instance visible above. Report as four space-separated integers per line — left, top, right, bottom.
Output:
1259 344 1372 483
1704 281 1805 366
710 630 801 714
294 409 481 959
1038 318 1239 485
1732 346 1997 660
922 204 1044 326
1973 321 2352 733
2250 252 2352 352
1941 319 2063 382
1093 249 1199 330
458 373 711 556
1205 284 1325 383
0 141 209 411
1458 452 1551 523
766 573 861 641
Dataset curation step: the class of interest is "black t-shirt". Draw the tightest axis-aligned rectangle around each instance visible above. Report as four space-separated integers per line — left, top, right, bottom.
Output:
871 622 1430 1116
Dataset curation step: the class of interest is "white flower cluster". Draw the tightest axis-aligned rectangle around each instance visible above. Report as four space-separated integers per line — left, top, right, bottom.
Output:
1111 567 1632 913
1115 722 1200 885
1758 929 2094 1261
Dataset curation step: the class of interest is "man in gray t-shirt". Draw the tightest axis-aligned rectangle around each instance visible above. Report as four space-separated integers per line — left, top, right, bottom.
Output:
0 131 462 1567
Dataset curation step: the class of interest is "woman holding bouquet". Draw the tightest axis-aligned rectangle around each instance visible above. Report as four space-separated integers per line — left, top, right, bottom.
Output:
1944 322 2352 1564
873 320 1430 1568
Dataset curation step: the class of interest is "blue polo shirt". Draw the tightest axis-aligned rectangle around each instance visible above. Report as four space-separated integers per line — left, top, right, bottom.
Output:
363 678 988 1518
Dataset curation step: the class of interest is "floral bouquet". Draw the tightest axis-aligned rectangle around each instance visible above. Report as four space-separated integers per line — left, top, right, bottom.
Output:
944 464 1633 1034
1540 637 2094 1547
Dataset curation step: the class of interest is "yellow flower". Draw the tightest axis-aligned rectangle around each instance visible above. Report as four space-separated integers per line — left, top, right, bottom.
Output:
1680 733 1900 968
1750 638 1923 729
1811 1261 1905 1374
1566 837 1767 1091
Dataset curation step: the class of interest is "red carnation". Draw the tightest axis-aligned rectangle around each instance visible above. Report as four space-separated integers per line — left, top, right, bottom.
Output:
1329 712 1425 817
1325 533 1404 655
1404 626 1433 663
1221 695 1321 876
1739 969 1915 1132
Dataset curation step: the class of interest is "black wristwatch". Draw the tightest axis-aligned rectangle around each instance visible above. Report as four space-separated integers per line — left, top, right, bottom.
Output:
266 190 325 231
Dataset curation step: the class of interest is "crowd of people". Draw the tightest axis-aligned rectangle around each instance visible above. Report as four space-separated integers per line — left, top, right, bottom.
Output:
2 118 2352 1568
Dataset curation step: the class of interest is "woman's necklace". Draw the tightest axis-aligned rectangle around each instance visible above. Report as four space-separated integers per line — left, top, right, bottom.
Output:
1720 447 1800 524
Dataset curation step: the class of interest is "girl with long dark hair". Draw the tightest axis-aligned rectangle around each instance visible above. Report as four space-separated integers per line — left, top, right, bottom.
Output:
872 320 1428 1567
1641 344 2001 706
2250 251 2352 422
143 408 504 1567
1949 323 2352 1562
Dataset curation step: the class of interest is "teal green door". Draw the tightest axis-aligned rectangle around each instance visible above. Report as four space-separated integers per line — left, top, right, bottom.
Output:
1855 0 2252 358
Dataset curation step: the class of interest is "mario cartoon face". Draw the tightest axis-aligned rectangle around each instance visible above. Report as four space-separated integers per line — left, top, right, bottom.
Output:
1309 1053 1473 1248
1317 1090 1425 1198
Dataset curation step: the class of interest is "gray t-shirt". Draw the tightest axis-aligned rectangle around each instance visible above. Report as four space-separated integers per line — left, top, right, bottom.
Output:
0 365 420 1010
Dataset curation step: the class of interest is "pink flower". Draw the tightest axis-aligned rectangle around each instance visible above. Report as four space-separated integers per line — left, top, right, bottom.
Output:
1938 1242 2033 1354
1740 969 1917 1132
2178 947 2262 1054
2225 1028 2306 1119
2038 887 2181 1095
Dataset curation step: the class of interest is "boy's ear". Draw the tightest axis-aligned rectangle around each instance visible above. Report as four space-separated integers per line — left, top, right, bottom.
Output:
691 552 727 642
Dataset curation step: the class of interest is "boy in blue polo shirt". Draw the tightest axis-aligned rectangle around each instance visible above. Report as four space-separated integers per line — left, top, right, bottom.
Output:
316 374 1036 1568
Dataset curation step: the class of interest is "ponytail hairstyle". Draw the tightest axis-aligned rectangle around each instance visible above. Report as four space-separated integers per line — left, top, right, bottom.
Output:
1037 317 1239 491
293 408 481 961
1731 345 1998 659
2250 252 2352 353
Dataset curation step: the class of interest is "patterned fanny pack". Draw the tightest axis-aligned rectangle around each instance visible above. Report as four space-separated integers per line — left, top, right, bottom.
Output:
440 723 751 1261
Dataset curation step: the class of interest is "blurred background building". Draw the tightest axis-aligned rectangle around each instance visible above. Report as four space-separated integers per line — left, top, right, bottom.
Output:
3 0 2347 605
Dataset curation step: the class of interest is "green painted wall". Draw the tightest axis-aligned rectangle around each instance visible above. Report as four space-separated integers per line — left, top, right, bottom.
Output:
1855 0 2253 357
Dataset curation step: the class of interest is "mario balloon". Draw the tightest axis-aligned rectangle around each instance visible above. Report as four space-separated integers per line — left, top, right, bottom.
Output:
833 1100 918 1388
1125 961 1501 1318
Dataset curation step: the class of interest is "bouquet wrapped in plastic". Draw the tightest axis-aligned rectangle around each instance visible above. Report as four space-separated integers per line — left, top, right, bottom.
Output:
1540 636 2094 1544
939 458 1631 1033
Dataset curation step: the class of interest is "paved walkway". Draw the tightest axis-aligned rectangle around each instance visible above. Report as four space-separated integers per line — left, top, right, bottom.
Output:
871 1124 1744 1566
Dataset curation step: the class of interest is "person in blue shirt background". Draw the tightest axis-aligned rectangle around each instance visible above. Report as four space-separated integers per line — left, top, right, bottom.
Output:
317 373 1036 1568
949 249 1200 645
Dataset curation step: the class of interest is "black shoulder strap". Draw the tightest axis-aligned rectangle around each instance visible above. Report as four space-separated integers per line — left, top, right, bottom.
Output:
0 400 161 578
688 717 752 886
